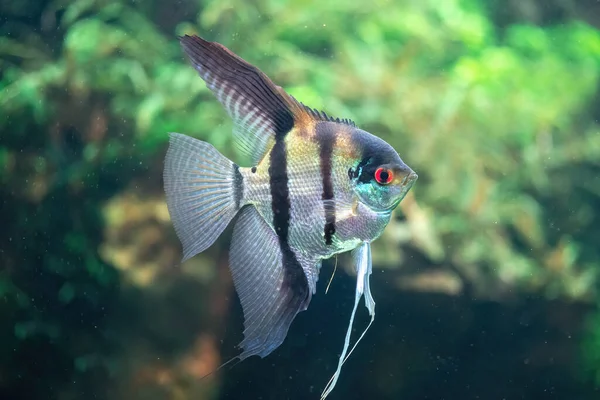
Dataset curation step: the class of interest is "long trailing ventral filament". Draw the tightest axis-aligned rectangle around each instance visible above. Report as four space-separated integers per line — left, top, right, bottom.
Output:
321 242 376 399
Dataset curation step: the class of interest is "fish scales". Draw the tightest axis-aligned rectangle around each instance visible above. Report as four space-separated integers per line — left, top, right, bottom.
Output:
244 128 331 257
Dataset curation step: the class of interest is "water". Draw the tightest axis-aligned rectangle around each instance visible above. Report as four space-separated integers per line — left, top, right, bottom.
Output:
2 1 600 399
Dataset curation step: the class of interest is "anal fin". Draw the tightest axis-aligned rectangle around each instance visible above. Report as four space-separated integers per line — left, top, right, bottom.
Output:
229 206 320 359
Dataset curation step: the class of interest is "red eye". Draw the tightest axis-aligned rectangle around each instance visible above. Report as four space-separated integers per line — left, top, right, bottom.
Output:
374 167 393 185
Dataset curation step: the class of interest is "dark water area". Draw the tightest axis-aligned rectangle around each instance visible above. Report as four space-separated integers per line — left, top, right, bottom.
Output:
220 271 599 400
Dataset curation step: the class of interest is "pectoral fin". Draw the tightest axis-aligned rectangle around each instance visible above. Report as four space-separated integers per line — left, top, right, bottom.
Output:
323 197 359 224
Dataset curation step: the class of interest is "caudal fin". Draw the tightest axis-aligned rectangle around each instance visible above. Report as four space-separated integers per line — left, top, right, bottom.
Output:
164 132 243 262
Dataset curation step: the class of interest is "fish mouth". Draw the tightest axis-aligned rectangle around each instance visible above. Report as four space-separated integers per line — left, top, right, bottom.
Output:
402 170 418 192
383 170 418 213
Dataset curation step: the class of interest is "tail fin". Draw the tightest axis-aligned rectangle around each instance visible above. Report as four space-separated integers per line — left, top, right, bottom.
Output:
164 132 243 262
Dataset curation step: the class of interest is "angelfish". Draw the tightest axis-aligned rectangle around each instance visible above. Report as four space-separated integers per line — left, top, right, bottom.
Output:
164 35 418 398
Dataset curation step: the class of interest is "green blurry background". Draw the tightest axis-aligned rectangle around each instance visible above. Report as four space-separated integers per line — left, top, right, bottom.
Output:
1 0 600 399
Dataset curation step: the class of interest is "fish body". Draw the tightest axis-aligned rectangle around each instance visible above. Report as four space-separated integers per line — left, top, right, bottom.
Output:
243 121 405 260
164 35 417 397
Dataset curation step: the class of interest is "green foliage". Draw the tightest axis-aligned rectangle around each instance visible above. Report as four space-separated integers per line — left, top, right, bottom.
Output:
2 0 600 398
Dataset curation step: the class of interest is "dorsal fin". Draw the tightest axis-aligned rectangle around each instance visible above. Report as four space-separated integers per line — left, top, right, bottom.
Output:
180 35 306 164
299 102 356 127
179 35 355 164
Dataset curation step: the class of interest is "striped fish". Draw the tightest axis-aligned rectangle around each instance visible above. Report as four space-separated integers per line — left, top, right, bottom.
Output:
164 35 418 398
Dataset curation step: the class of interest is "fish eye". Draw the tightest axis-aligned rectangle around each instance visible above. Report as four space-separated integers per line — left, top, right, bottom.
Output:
374 167 393 185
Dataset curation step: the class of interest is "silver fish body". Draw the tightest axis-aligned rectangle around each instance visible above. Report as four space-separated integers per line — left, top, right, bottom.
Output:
163 35 417 398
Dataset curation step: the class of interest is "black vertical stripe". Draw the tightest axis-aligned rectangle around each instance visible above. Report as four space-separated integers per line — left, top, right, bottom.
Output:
268 111 309 305
233 163 243 210
316 123 336 245
269 139 291 241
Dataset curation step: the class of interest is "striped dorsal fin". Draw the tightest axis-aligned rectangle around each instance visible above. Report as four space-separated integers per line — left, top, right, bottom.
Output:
180 35 303 163
180 35 356 163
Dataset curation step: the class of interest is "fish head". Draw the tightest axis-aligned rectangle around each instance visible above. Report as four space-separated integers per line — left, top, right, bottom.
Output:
348 129 418 213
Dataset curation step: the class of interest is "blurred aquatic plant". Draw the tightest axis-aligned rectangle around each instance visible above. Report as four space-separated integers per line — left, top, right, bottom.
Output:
2 0 600 398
